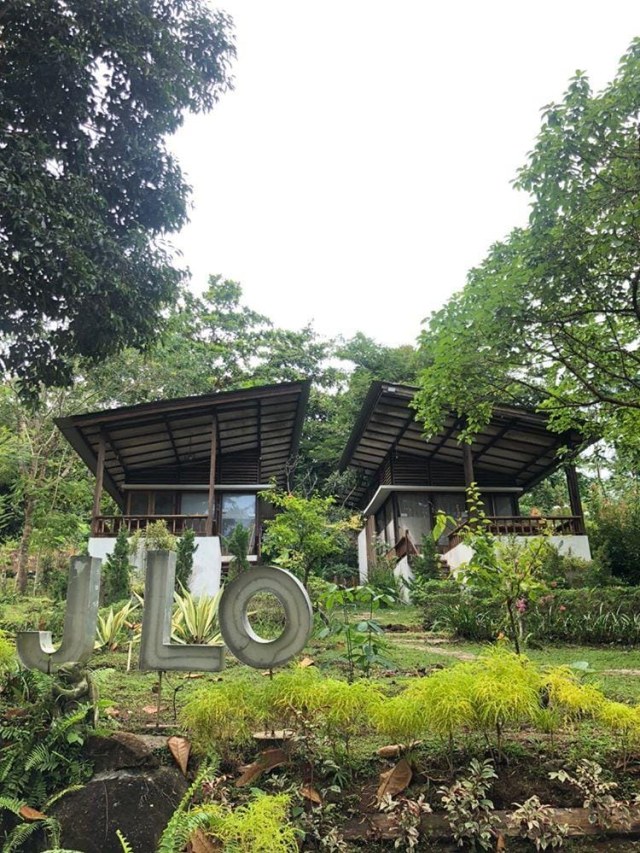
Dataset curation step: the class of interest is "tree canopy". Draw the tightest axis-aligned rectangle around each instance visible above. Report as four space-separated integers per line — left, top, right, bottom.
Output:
414 40 640 454
0 0 235 394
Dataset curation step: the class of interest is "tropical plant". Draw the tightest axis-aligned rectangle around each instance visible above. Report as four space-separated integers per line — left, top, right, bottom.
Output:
378 794 432 851
550 761 631 830
180 681 264 759
261 492 353 585
95 600 140 651
509 796 569 850
439 759 499 851
314 583 394 680
456 486 552 653
171 586 223 645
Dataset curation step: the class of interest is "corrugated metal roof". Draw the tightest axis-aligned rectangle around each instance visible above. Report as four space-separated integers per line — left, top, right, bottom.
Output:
56 381 310 508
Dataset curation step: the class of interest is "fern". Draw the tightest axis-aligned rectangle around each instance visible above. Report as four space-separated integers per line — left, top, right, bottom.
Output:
157 760 218 853
116 829 135 853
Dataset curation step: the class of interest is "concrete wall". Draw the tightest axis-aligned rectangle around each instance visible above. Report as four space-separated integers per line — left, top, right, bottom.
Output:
88 536 223 596
393 555 413 604
357 528 368 584
443 535 592 572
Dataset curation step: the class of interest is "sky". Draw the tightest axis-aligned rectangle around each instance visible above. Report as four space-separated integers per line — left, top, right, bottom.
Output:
169 1 640 349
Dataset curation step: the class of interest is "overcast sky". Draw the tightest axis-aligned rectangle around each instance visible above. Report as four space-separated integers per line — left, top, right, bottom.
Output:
168 1 640 349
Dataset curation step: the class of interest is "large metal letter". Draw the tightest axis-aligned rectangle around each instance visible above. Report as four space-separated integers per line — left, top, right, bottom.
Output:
218 566 312 669
138 550 225 672
17 556 102 673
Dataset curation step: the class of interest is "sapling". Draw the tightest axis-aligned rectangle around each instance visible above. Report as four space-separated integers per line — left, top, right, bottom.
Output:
509 796 569 851
439 758 500 851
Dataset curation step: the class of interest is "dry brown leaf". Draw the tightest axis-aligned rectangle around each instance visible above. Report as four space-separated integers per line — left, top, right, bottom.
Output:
142 705 166 715
377 744 402 758
235 747 288 787
189 828 220 853
19 806 47 821
301 785 322 805
104 707 120 718
298 656 315 668
183 673 204 679
376 758 412 803
496 833 506 851
168 735 191 775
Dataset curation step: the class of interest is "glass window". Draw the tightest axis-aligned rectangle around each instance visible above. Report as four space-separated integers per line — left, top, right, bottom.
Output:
433 493 467 547
181 492 209 516
493 494 515 517
129 491 149 515
154 491 175 515
221 493 256 543
397 492 431 545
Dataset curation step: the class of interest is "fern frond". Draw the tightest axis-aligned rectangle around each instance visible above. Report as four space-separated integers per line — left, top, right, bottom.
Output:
0 796 25 815
116 829 135 853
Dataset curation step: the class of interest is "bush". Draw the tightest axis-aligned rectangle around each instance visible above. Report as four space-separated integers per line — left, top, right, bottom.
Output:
422 583 640 645
102 528 132 606
175 528 197 590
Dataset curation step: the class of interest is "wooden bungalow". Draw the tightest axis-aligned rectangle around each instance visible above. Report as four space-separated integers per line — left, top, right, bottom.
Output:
338 382 592 578
56 381 310 593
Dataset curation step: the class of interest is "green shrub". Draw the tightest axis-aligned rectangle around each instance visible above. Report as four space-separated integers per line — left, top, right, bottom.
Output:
102 528 132 606
175 528 197 590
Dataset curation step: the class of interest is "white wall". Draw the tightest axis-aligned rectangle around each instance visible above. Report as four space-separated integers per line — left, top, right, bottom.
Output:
357 528 368 583
393 555 413 604
443 535 592 572
88 535 223 596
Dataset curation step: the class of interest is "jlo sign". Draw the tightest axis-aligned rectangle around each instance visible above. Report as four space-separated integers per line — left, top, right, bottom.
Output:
16 551 313 674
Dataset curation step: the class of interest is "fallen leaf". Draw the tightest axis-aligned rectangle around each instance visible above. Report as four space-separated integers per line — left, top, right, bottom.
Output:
168 735 191 775
104 707 120 718
301 785 322 805
376 759 412 803
235 748 288 787
377 744 402 758
496 833 506 851
298 656 315 668
183 673 204 680
19 806 46 821
142 705 166 715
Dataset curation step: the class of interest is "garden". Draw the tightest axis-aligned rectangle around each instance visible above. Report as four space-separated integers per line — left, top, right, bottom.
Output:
3 505 640 853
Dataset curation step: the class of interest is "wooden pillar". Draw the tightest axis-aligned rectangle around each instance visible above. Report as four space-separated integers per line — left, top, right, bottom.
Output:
205 416 218 537
366 515 376 571
462 442 475 489
565 464 585 534
91 434 106 536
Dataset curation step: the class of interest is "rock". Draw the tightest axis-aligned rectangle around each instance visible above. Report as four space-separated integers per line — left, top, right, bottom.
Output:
85 731 160 772
50 766 188 853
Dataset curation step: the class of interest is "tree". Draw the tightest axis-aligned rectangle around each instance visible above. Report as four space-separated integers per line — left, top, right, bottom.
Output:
260 491 354 585
0 1 235 395
414 40 640 453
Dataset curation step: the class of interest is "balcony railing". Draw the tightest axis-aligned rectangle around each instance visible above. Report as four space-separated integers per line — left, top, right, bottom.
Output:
447 515 585 550
92 515 215 537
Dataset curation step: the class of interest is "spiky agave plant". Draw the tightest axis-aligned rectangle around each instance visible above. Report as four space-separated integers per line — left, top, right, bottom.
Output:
172 586 223 645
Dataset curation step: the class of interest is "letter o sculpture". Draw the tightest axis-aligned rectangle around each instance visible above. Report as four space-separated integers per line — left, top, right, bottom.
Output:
218 566 313 669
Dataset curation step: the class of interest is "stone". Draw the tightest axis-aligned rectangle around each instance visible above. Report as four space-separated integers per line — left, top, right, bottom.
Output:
50 766 187 853
84 732 160 772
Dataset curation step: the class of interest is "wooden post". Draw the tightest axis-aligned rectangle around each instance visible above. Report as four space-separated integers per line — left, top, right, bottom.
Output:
565 464 585 534
462 443 475 490
91 434 106 536
205 416 218 537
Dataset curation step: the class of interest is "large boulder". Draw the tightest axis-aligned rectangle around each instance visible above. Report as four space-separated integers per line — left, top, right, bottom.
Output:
50 765 188 853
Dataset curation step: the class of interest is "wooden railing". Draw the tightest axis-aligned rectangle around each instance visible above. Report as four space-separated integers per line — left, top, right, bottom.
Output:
92 515 215 537
447 515 585 549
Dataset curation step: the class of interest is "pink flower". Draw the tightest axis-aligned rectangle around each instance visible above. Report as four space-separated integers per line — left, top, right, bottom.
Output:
559 605 567 612
516 598 527 613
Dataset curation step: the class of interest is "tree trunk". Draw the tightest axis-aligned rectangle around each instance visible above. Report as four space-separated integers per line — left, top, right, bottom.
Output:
16 494 35 594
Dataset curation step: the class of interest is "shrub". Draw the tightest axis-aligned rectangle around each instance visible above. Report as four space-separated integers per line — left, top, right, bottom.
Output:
175 528 197 591
102 528 133 606
224 524 251 580
180 680 265 758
